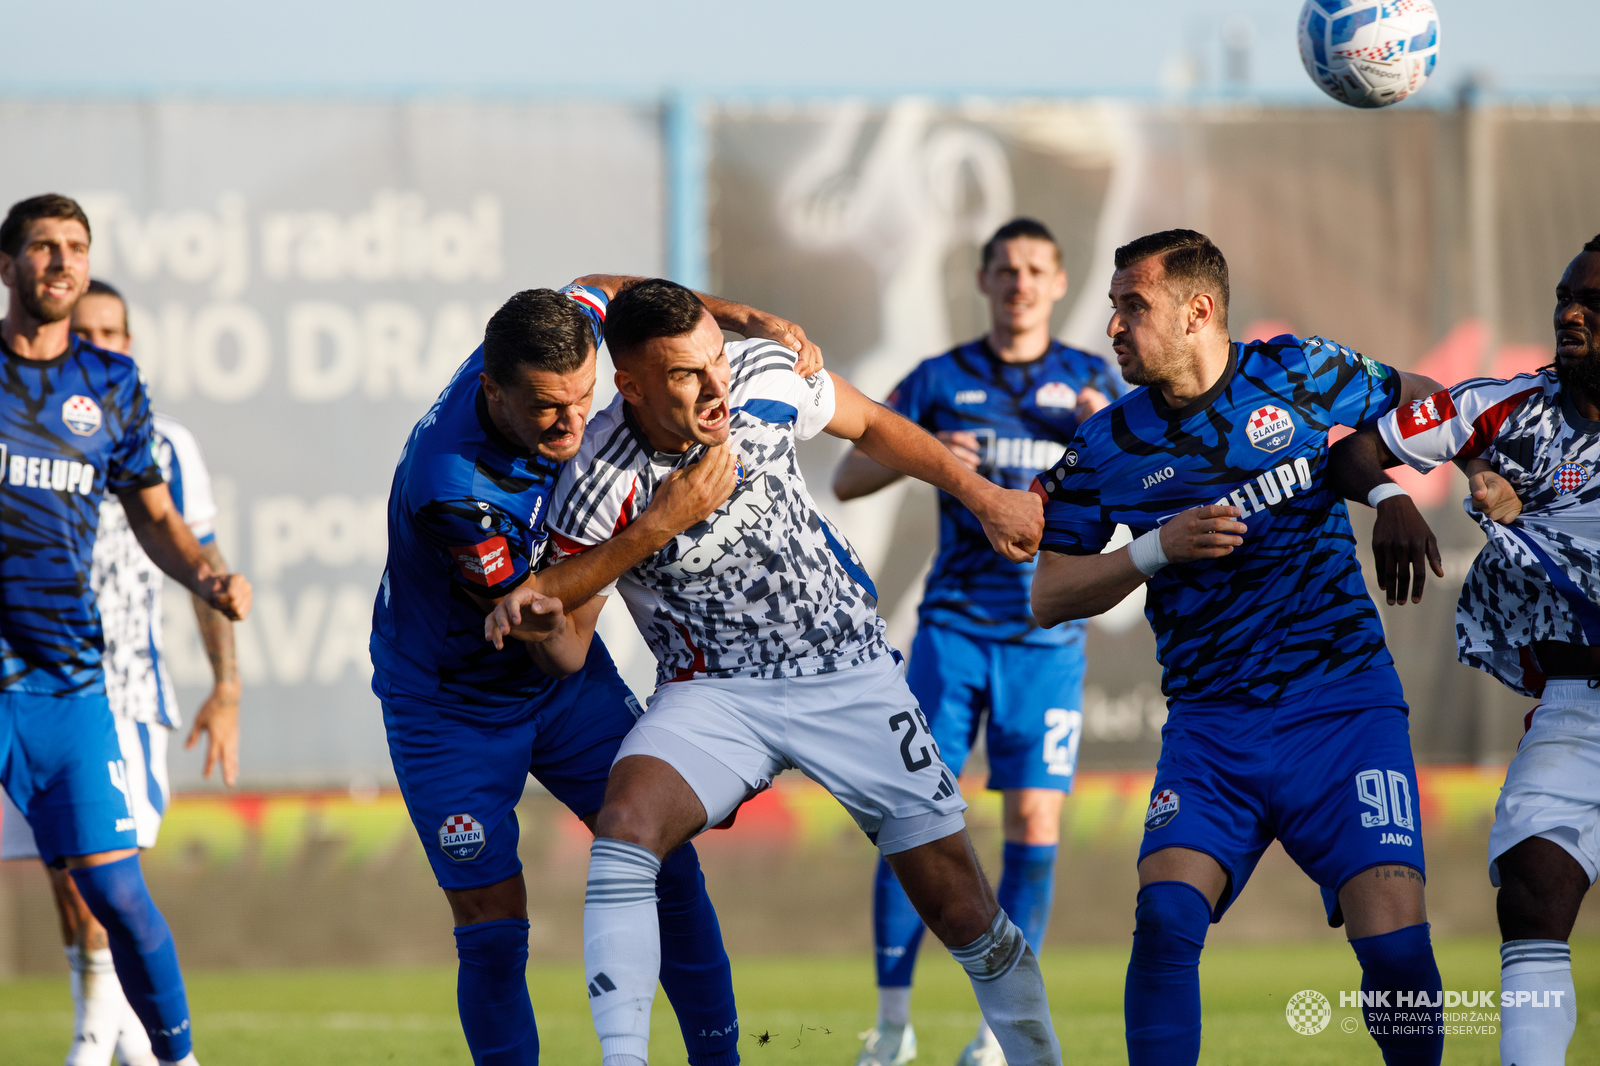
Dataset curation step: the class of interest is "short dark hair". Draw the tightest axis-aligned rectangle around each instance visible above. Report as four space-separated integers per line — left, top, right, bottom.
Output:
603 279 709 360
980 217 1060 271
482 288 596 384
0 194 92 257
1114 229 1230 329
1584 234 1600 254
83 279 129 331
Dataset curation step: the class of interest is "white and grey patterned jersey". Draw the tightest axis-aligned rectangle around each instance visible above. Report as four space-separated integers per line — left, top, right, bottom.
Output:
548 339 890 688
1378 369 1600 695
92 413 218 726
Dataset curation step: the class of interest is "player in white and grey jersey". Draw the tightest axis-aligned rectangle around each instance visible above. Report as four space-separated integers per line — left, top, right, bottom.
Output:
0 280 242 1066
1331 235 1600 1066
490 280 1059 1066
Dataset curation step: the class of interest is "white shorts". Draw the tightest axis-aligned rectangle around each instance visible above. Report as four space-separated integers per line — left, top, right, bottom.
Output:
1 718 170 860
1488 680 1600 887
616 653 967 855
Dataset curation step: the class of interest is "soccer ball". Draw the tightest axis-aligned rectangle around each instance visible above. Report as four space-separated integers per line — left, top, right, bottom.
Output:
1297 0 1441 109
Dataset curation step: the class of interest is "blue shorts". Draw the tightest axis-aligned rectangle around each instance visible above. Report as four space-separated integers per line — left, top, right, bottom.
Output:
907 625 1085 792
382 640 642 892
0 690 137 864
1140 664 1425 925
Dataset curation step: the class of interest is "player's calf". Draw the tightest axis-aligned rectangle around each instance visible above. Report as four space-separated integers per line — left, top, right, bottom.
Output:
1495 838 1588 1066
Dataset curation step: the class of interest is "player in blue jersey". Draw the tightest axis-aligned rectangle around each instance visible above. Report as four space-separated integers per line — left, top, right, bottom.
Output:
832 218 1116 1066
374 276 819 1066
1029 230 1447 1066
0 193 252 1066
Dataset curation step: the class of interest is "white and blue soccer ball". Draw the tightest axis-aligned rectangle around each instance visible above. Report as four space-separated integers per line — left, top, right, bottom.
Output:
1297 0 1441 109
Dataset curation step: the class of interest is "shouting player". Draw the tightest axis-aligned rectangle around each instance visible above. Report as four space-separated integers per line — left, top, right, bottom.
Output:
0 193 250 1066
1328 234 1600 1066
373 276 818 1065
506 278 1060 1066
1029 230 1447 1066
0 279 242 1066
832 218 1116 1066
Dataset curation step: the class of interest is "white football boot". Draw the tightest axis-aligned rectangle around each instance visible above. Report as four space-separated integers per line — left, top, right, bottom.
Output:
854 1022 917 1065
954 1030 1006 1066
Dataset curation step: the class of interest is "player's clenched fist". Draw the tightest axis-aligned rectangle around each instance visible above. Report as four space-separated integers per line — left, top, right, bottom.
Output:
645 442 739 535
1468 466 1522 525
974 485 1044 562
1159 504 1247 563
203 572 252 622
483 587 567 650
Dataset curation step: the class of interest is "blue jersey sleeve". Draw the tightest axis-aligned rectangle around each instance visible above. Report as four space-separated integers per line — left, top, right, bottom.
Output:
886 361 929 425
1037 433 1115 555
1295 335 1401 430
557 284 608 347
107 373 163 494
413 497 536 595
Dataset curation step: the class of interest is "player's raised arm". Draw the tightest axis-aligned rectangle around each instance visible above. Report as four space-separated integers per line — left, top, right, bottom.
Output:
119 482 252 621
822 373 1042 560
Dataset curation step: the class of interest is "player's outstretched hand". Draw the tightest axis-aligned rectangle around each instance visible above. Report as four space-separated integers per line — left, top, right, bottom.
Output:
934 430 983 472
743 310 824 377
484 586 567 650
1075 387 1111 423
204 573 252 622
1370 495 1444 606
185 683 240 786
646 442 739 535
1158 504 1248 563
1469 467 1522 525
975 486 1044 562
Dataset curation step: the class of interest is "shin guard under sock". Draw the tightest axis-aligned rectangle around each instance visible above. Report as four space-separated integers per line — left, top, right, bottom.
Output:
1124 880 1210 1066
69 856 192 1063
656 844 739 1066
585 838 662 1066
454 919 538 1065
997 842 1058 953
1349 922 1443 1066
949 910 1062 1066
1500 939 1576 1066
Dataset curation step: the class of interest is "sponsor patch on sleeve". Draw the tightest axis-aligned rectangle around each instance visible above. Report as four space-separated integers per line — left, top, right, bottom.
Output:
449 536 513 587
1399 389 1456 439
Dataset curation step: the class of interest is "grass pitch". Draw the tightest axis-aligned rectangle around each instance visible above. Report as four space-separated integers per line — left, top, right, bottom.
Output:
1 937 1594 1064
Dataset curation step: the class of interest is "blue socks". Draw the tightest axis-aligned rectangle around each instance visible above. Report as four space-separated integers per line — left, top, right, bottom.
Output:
872 854 926 988
455 918 538 1065
1125 880 1211 1066
1349 922 1444 1066
69 855 192 1063
656 843 740 1066
997 842 1058 952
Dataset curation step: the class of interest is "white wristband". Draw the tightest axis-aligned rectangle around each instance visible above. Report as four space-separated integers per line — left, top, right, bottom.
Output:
1128 526 1169 577
1367 483 1410 509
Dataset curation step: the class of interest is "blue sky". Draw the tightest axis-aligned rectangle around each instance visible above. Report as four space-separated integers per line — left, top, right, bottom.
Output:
4 0 1594 100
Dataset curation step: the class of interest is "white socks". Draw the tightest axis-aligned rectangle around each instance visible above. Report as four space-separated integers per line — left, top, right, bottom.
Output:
585 838 662 1066
948 911 1061 1066
876 985 911 1027
66 945 157 1066
1501 939 1577 1066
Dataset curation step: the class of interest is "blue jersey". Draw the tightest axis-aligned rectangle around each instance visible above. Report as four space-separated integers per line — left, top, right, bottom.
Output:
0 335 162 696
370 285 607 718
1038 336 1402 704
890 339 1120 645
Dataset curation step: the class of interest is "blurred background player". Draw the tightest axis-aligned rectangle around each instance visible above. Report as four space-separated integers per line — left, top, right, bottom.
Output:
1029 230 1447 1066
1329 233 1600 1066
0 194 250 1066
374 275 818 1065
0 278 242 1066
832 218 1116 1066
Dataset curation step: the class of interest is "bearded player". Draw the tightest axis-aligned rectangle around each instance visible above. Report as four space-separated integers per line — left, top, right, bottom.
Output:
833 218 1115 1066
493 278 1060 1066
1030 230 1447 1065
374 274 820 1065
0 278 242 1066
1329 234 1600 1066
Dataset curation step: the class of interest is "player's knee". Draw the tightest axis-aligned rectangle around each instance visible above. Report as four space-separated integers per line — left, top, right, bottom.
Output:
1130 881 1211 968
592 798 670 855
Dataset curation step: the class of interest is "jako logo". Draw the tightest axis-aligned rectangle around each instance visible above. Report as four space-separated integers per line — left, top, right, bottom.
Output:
1142 466 1176 491
661 479 775 577
954 390 986 405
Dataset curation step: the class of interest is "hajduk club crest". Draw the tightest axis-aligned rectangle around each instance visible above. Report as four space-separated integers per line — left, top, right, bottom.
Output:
439 813 486 861
1245 404 1294 453
1553 462 1590 496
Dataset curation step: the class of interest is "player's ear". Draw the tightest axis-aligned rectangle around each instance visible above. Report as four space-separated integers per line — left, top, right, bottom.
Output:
478 371 500 403
615 367 644 405
1188 293 1216 335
